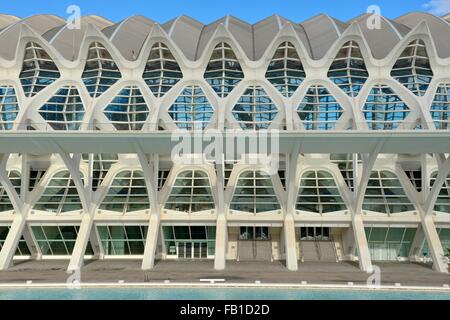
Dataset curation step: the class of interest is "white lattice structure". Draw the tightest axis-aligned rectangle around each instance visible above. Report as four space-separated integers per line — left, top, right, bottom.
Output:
0 12 449 274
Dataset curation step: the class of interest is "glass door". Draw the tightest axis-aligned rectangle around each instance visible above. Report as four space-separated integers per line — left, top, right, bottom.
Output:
185 242 192 259
193 242 201 258
163 226 216 259
177 242 185 259
300 227 330 241
239 227 270 241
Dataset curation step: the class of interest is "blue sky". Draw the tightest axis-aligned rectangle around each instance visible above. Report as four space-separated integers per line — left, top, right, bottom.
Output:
0 0 449 24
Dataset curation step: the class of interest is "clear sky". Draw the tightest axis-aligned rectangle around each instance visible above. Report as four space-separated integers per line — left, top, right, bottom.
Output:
0 0 449 24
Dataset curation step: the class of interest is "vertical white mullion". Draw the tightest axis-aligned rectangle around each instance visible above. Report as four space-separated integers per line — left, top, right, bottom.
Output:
20 154 29 200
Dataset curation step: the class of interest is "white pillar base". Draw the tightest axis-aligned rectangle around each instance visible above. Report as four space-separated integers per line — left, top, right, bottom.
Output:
141 214 160 270
284 215 298 271
67 215 93 272
214 215 227 270
352 215 373 273
341 227 357 261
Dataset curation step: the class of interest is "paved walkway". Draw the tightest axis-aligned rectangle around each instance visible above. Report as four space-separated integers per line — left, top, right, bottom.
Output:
0 259 448 287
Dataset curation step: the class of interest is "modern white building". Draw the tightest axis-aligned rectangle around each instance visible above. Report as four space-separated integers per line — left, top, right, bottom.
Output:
0 12 449 274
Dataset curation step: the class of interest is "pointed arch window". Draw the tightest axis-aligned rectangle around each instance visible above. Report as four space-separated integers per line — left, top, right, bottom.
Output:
39 86 84 130
0 170 21 212
430 84 450 130
265 41 305 97
363 170 415 214
33 171 84 214
204 42 244 98
391 39 433 96
230 170 280 214
104 86 150 131
0 86 19 130
297 85 343 130
82 42 121 98
81 154 118 191
330 154 362 191
143 42 183 98
169 86 214 130
164 170 215 213
232 86 278 130
363 85 410 130
19 42 60 97
296 170 346 214
99 170 150 214
430 171 450 214
327 41 368 97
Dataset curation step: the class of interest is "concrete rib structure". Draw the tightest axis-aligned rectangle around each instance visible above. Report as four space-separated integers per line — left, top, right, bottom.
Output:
0 12 448 276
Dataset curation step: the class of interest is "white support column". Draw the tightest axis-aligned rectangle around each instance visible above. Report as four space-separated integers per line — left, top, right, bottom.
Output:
20 153 29 199
283 150 300 271
135 149 160 270
0 215 26 269
283 214 297 271
55 150 94 272
87 153 94 193
67 153 100 269
68 215 93 271
214 215 227 270
352 214 372 272
351 143 385 273
214 162 227 270
142 214 160 270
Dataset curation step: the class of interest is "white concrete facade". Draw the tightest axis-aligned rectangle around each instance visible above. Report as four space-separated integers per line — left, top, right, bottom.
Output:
0 12 449 274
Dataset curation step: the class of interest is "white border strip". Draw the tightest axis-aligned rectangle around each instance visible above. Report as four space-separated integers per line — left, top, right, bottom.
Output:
0 282 449 293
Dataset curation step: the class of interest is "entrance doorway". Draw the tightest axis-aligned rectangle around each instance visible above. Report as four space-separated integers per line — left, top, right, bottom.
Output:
299 227 337 262
238 227 272 261
162 226 215 260
300 227 330 241
176 242 208 259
